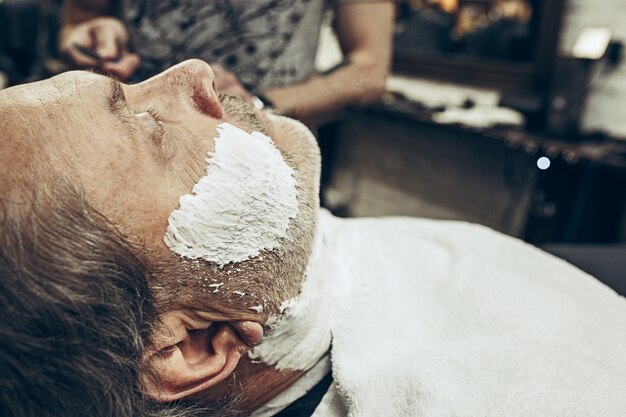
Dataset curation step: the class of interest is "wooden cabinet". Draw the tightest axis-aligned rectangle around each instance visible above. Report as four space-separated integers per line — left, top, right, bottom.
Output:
322 107 626 244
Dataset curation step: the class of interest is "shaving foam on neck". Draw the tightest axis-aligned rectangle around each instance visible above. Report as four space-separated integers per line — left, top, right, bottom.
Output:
248 223 336 371
164 123 298 266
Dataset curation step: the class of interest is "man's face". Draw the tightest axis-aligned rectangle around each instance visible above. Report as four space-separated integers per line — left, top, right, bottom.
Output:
1 59 321 404
0 59 320 318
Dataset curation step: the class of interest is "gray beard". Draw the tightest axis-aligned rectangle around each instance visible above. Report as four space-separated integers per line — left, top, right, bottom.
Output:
153 387 246 417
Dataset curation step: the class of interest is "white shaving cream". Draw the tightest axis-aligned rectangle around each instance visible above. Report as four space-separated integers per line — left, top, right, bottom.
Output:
164 123 298 266
249 225 336 371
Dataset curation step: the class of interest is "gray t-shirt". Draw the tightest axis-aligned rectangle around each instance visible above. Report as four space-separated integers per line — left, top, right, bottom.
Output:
122 0 365 91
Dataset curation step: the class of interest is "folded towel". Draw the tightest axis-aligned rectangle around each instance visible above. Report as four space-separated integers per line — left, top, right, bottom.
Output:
318 210 626 416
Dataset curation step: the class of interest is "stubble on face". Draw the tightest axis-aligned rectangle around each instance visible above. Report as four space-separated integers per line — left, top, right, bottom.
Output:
218 93 265 134
149 168 316 322
148 98 320 324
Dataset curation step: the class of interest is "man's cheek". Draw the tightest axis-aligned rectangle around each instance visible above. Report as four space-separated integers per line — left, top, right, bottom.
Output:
163 122 298 266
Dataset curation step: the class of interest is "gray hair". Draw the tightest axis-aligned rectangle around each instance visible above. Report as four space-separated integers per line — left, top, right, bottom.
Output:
0 178 242 417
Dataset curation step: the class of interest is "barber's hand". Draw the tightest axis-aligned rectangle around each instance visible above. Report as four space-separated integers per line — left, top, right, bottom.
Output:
211 63 252 101
59 17 140 81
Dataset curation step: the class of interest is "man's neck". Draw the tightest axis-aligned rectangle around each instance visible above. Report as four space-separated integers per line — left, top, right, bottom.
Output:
235 356 306 412
191 356 305 412
246 224 333 370
202 216 333 412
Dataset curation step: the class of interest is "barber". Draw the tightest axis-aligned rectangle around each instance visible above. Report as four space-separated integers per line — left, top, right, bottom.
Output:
58 0 394 125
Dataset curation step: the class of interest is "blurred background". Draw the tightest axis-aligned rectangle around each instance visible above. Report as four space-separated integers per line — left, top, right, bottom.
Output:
321 1 626 253
2 0 625 290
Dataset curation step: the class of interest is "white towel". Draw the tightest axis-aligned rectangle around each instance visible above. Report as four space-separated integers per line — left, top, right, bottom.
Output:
317 210 626 417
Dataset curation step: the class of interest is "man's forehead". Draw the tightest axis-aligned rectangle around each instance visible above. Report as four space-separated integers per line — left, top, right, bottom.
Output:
0 72 99 195
8 71 100 102
0 92 40 195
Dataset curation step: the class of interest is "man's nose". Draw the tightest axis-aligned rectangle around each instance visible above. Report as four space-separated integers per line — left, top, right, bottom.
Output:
128 59 223 119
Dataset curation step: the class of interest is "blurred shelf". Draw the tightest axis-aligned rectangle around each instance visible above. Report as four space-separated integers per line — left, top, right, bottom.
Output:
364 99 626 170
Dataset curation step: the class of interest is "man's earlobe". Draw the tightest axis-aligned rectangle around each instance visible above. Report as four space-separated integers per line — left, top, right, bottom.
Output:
144 312 263 402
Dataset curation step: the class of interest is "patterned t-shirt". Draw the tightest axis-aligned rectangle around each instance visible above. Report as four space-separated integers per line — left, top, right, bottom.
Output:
122 0 366 92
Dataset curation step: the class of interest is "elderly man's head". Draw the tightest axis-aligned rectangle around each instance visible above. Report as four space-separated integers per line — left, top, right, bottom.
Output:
0 60 320 416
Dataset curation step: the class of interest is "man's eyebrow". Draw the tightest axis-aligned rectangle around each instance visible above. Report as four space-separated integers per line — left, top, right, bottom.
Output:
106 79 135 128
107 79 125 108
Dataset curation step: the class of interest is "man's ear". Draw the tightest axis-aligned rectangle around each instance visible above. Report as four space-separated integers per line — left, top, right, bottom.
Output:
144 311 263 402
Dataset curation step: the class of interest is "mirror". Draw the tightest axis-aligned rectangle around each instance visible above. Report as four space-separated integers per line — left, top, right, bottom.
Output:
393 0 566 92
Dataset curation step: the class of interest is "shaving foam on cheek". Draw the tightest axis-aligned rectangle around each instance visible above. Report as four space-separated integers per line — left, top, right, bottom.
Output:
164 123 298 266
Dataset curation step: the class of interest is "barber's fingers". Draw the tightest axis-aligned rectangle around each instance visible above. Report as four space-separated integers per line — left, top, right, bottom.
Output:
59 26 98 67
92 27 120 61
65 44 100 68
221 83 253 101
59 17 129 68
212 63 252 101
91 17 129 61
101 52 141 81
211 63 225 76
